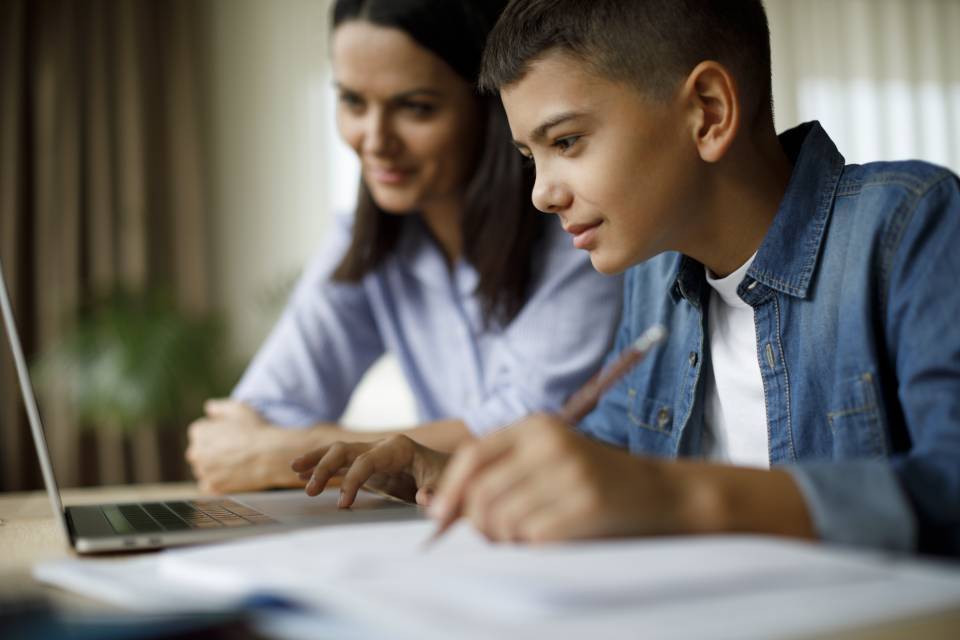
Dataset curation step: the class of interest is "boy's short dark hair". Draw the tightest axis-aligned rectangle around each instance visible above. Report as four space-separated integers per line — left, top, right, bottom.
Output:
480 0 772 119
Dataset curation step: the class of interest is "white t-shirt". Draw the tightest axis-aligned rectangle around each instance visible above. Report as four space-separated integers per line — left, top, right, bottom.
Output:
701 253 770 468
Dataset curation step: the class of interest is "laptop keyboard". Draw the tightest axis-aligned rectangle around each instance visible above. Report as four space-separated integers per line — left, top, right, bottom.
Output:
102 499 276 534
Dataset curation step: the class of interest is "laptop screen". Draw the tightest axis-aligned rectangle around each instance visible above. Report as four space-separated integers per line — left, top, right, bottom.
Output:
0 257 71 539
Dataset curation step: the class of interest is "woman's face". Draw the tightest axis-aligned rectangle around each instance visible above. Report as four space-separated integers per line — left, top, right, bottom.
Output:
332 21 482 215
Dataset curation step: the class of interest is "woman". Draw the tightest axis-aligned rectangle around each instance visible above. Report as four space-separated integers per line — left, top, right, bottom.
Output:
185 0 622 494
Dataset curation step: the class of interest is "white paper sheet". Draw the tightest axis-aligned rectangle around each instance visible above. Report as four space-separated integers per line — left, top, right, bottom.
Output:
34 520 960 640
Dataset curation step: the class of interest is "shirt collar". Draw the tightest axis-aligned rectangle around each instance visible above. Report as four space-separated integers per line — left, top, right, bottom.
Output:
398 218 444 285
399 217 478 295
671 121 845 305
748 121 845 299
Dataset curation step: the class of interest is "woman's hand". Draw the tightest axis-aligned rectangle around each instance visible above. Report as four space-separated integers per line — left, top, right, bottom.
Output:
291 435 450 508
186 399 338 494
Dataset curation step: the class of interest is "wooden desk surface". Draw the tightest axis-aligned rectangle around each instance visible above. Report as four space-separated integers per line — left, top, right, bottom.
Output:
2 484 959 638
0 483 200 609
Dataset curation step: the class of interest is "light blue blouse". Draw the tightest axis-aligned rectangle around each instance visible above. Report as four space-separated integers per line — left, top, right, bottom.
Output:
232 212 623 436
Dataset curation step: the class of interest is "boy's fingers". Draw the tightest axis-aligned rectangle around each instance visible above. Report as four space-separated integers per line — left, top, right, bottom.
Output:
430 428 517 523
461 454 535 534
476 466 566 542
516 489 595 543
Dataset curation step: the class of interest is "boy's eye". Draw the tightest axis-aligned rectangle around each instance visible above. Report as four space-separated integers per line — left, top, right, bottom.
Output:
553 135 581 153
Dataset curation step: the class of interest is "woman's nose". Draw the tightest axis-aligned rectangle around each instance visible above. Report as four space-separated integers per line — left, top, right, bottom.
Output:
361 111 397 157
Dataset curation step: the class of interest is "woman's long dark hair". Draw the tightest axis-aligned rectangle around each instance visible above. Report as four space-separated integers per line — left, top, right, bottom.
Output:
330 0 547 327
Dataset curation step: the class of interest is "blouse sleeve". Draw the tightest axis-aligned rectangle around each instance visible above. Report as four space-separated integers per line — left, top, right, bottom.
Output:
230 214 385 427
460 225 623 436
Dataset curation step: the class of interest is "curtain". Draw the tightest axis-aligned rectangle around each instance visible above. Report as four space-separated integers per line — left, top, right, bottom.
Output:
0 0 210 490
767 0 960 173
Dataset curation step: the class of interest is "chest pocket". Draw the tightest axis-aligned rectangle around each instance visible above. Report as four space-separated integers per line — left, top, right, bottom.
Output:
628 389 674 433
827 371 887 457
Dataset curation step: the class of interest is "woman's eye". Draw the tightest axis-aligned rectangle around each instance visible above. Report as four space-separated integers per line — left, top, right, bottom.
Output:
339 93 364 110
553 135 581 153
401 102 436 117
521 154 536 168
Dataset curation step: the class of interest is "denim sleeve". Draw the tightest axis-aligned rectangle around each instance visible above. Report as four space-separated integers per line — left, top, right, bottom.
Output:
881 174 960 555
231 214 385 427
789 174 960 556
461 234 622 436
574 274 634 449
783 461 917 552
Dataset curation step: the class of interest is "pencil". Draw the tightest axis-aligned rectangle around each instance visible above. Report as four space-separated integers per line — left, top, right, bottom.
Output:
556 324 667 425
424 324 668 548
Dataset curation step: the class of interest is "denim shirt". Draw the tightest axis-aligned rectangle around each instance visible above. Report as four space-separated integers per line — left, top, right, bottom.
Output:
579 122 960 556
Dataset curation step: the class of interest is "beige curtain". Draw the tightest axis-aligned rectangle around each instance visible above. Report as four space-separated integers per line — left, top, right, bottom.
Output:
767 0 960 173
0 0 210 491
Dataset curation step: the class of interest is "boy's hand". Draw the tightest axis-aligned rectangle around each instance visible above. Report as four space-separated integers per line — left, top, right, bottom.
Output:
430 414 702 543
291 436 449 508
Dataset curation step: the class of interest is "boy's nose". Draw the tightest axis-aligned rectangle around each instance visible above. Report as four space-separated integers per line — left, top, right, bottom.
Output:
531 173 570 214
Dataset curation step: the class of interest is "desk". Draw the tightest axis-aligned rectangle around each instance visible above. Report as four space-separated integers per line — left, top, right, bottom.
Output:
2 484 959 638
0 483 199 610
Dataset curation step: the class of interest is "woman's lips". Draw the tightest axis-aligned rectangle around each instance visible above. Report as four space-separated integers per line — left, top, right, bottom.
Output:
565 221 602 250
368 166 414 185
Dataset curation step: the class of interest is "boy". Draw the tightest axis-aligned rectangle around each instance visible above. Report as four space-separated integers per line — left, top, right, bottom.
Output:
292 0 960 556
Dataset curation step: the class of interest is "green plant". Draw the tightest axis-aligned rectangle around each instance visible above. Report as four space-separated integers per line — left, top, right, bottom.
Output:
32 289 236 432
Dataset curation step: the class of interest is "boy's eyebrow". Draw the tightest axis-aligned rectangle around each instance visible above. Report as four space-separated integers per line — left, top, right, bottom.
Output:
526 110 587 144
334 82 442 101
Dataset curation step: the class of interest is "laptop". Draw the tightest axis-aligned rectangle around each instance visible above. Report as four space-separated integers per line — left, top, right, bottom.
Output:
0 258 422 554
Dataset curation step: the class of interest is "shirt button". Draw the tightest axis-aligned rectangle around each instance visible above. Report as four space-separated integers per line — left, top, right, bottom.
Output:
688 351 698 367
656 408 670 428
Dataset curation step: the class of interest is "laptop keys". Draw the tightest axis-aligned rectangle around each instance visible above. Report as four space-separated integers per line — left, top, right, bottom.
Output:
102 499 275 535
141 503 191 531
216 501 276 524
166 501 228 529
101 505 138 534
116 504 164 532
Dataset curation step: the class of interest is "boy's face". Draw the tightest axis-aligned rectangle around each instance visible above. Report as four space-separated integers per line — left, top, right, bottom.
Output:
502 53 702 274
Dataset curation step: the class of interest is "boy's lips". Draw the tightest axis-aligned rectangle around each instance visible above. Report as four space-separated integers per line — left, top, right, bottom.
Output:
564 220 603 250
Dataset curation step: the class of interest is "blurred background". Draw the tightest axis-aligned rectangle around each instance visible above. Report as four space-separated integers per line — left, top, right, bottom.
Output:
1 0 958 492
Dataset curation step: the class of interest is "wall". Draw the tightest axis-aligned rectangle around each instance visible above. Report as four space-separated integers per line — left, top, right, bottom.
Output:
203 0 414 428
205 0 334 359
768 0 960 173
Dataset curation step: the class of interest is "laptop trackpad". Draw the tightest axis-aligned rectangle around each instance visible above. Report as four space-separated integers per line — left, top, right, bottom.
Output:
230 489 423 525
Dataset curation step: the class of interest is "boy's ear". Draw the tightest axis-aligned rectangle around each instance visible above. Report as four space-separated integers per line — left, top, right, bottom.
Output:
680 61 740 163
